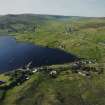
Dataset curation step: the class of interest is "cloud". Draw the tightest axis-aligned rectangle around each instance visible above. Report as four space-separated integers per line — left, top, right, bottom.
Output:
0 0 105 17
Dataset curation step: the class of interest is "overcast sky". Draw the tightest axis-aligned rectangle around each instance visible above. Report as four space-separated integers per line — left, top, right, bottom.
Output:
0 0 105 17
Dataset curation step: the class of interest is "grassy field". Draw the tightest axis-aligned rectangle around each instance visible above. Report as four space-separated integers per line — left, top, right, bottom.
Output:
0 66 105 105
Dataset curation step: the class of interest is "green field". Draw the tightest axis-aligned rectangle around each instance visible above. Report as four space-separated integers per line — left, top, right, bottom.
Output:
0 14 105 105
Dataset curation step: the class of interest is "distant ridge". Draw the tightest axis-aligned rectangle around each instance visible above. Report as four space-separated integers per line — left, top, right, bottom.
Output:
0 13 104 19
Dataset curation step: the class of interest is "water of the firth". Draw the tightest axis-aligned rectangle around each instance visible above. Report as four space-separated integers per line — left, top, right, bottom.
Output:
0 36 78 72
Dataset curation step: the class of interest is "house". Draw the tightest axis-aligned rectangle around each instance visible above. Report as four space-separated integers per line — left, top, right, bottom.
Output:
26 77 30 80
78 72 86 76
78 71 90 77
49 70 57 77
32 68 38 73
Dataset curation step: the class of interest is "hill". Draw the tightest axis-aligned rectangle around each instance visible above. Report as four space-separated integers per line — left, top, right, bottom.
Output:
0 14 105 105
1 14 104 61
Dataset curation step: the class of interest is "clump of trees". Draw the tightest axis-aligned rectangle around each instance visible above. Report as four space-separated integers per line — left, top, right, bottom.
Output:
65 24 78 34
0 22 40 33
8 70 33 87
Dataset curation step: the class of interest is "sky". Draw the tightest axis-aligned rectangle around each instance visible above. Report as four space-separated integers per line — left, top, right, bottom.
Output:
0 0 105 17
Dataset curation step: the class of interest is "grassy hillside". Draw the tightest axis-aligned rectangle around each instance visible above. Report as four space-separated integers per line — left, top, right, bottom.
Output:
0 65 105 105
0 14 105 105
9 15 105 62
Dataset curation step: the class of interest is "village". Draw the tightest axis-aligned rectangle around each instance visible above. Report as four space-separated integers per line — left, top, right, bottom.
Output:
0 59 103 88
